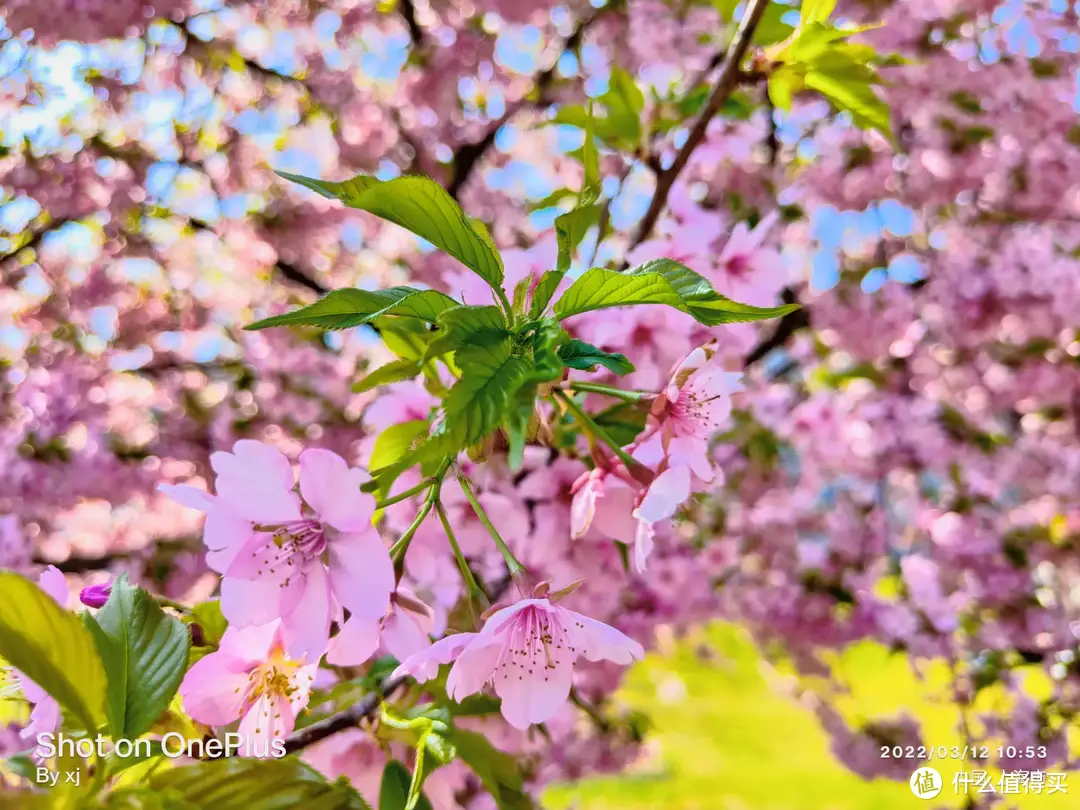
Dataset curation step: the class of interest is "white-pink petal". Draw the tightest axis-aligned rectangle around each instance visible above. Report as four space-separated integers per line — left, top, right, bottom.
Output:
298 449 374 532
566 610 645 664
327 531 394 620
633 465 691 524
326 614 382 667
393 632 479 684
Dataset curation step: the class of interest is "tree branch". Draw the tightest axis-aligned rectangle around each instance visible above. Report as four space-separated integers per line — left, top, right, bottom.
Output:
283 675 407 754
624 0 770 257
399 0 425 48
447 6 610 200
743 287 810 368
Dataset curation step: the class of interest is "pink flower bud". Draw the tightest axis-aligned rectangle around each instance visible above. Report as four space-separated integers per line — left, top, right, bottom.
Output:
80 583 111 609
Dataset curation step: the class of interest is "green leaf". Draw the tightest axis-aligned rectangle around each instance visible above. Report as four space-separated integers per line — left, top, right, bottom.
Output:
0 570 107 733
380 761 432 810
528 270 565 318
768 65 802 111
452 729 534 810
247 287 458 332
557 340 635 375
800 0 837 25
440 339 532 450
424 305 510 361
277 171 504 287
554 204 602 274
90 574 190 739
554 260 800 326
370 420 431 475
188 600 227 647
592 399 651 447
599 66 644 146
146 757 371 810
803 57 892 142
353 359 423 394
376 318 435 362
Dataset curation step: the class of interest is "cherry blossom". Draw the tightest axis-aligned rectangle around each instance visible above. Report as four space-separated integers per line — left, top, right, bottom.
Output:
161 441 393 660
180 620 316 755
394 594 644 730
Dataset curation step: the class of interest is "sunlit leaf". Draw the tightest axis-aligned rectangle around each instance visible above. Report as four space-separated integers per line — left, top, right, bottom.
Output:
247 287 458 331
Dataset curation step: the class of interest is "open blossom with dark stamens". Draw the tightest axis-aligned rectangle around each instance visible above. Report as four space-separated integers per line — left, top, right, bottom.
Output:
392 594 643 730
180 620 315 756
160 440 393 661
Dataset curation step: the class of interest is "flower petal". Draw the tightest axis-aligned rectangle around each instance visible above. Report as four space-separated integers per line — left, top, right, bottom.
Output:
565 610 644 665
394 632 479 684
179 652 250 727
633 465 691 524
298 449 373 532
211 441 302 524
328 531 393 619
220 575 290 628
492 647 573 730
38 565 68 607
238 693 295 757
279 564 332 662
219 621 281 665
326 614 382 667
380 610 431 663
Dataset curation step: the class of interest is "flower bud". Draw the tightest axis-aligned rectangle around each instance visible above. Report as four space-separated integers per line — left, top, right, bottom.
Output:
79 583 111 609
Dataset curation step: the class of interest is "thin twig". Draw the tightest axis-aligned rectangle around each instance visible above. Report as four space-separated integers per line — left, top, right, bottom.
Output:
623 0 770 258
447 6 610 199
283 676 406 754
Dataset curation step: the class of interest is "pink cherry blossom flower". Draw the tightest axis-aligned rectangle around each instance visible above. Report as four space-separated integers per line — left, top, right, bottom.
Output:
17 566 68 740
180 619 315 755
161 440 393 661
326 588 435 666
644 342 743 483
714 212 789 306
392 594 644 730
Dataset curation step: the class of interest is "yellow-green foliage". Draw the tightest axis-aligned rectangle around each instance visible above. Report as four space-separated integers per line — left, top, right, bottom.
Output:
544 623 1077 810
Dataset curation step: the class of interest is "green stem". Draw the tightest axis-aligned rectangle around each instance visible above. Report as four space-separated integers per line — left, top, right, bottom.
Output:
495 285 515 320
375 478 434 509
435 500 489 609
554 388 639 471
456 474 525 578
389 498 435 562
388 461 451 573
566 381 651 402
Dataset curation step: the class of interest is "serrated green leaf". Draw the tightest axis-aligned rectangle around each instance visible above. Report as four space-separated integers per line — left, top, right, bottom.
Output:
441 340 532 450
800 0 837 25
145 757 371 810
380 761 432 810
277 171 504 287
424 305 510 360
554 260 799 326
247 287 458 331
592 399 651 447
528 270 565 318
0 571 107 733
353 359 423 393
554 205 602 274
452 729 534 810
803 55 893 142
90 574 190 739
376 318 434 362
370 420 430 475
557 339 635 375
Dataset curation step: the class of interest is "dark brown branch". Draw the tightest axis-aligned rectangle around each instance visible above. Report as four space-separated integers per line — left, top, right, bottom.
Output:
447 6 610 200
624 0 770 258
188 216 328 295
399 0 425 48
283 675 406 753
743 288 810 368
0 218 72 266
